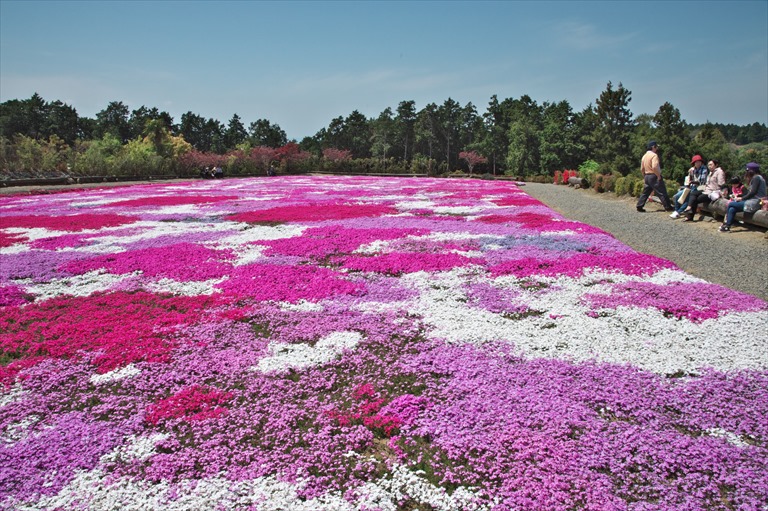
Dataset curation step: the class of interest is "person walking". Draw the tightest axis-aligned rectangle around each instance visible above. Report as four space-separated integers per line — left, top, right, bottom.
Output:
636 140 673 212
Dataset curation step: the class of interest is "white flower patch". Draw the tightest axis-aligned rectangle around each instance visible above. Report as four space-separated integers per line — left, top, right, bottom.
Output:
352 300 414 315
70 198 128 208
354 463 490 511
394 200 435 210
146 277 225 296
705 428 752 448
279 300 325 312
433 205 486 215
154 204 205 216
100 433 170 463
18 270 138 301
215 224 305 247
63 220 239 254
254 331 363 374
0 383 25 409
0 243 31 255
404 268 768 374
354 239 392 254
2 227 60 242
21 463 489 511
90 364 142 385
1 415 41 445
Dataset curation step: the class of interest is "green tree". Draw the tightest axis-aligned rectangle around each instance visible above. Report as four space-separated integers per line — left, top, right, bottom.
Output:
95 101 131 143
593 82 635 175
371 107 395 162
129 106 173 141
248 119 287 148
224 114 247 150
344 110 372 158
653 102 691 182
692 123 735 173
414 103 439 160
395 100 417 161
572 103 598 165
539 100 582 174
505 95 542 177
479 95 510 175
437 98 463 169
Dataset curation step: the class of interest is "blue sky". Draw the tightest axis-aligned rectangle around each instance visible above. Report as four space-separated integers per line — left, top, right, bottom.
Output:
1 0 767 140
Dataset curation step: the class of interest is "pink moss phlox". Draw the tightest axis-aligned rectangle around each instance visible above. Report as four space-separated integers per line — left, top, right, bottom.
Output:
217 263 364 303
489 252 677 278
465 282 525 314
339 251 478 275
229 202 397 224
0 213 138 232
108 195 239 208
0 291 219 384
327 384 406 438
0 284 27 307
145 385 235 425
0 231 27 248
61 242 234 281
583 281 768 322
491 195 543 207
261 226 423 259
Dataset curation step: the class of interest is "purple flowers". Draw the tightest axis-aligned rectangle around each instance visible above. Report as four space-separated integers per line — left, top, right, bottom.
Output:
0 175 766 509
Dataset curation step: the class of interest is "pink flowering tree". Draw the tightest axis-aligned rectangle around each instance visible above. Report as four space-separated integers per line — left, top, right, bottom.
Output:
459 150 487 175
322 148 352 162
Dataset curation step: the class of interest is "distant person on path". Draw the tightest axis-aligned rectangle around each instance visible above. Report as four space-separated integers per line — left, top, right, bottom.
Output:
720 162 767 232
636 140 673 212
682 159 725 222
670 154 707 218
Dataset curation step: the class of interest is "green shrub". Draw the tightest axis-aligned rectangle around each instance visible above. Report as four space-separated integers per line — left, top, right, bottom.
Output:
602 173 617 193
592 174 604 193
578 160 600 187
632 179 645 197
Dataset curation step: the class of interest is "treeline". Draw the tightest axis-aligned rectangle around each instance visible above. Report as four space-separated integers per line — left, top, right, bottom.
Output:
1 83 766 183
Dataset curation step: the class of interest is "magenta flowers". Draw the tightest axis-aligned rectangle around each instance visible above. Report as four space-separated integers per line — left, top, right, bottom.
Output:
1 176 766 510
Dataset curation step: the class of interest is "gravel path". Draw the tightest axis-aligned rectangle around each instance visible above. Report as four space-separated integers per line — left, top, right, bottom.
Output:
523 182 768 301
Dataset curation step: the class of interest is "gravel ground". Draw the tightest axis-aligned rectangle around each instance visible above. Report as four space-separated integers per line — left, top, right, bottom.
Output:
523 182 768 301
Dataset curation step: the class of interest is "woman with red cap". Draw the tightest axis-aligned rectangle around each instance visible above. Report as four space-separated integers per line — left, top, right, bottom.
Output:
670 154 707 218
683 158 726 222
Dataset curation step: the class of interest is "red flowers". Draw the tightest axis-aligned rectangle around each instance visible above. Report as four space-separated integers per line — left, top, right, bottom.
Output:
145 385 234 425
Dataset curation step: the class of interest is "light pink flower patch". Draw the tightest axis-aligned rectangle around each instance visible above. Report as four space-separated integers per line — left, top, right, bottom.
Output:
108 195 239 208
489 252 677 279
582 281 767 322
61 243 234 281
339 252 478 275
217 263 364 303
229 203 397 224
0 213 139 232
491 194 543 207
261 226 423 259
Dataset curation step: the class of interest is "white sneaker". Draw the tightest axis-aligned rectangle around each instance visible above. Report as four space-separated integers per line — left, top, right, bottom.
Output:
669 211 680 218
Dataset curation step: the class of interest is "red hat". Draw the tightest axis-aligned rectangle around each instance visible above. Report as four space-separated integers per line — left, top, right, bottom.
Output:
691 155 703 164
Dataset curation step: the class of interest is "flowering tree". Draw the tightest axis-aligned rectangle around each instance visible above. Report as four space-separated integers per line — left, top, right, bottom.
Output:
459 150 487 175
322 148 353 161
